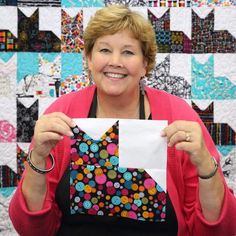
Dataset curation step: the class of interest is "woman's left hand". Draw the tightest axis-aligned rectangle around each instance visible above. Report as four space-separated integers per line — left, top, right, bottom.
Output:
161 120 212 169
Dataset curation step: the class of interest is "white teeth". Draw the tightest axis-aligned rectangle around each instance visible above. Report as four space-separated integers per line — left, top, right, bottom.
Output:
105 72 126 78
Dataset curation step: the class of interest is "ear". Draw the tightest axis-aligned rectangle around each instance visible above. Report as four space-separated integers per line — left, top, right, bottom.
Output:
142 59 148 77
85 51 92 70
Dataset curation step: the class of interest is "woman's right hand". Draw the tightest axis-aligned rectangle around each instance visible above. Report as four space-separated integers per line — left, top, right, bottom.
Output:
32 112 76 163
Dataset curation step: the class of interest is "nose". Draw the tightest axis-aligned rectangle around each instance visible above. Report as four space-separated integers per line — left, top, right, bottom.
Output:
108 52 123 67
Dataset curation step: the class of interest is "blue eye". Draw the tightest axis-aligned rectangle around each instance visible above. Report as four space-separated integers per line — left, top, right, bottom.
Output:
99 48 110 53
123 50 134 55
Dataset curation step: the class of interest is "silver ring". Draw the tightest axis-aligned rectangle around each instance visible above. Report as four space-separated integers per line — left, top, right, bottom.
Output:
185 132 191 142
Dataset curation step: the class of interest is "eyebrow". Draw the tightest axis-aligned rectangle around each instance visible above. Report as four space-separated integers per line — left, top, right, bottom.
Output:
97 42 136 48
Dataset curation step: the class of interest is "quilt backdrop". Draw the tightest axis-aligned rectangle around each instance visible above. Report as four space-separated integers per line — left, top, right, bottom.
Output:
0 0 235 234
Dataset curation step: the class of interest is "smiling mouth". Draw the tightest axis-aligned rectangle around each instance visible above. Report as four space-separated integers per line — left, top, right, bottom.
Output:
104 72 127 79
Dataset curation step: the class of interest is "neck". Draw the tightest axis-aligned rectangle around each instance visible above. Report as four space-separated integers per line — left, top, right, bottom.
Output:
96 90 140 119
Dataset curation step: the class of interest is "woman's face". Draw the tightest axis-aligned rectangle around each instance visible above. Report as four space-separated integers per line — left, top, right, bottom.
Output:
87 30 147 98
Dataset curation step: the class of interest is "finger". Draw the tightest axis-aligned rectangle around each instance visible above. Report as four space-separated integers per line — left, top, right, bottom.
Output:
44 112 76 128
168 130 187 147
163 120 195 138
175 142 190 151
175 140 197 153
39 119 73 137
37 132 64 144
175 141 201 153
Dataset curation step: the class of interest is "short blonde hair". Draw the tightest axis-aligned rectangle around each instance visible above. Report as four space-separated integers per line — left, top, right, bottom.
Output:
83 4 157 76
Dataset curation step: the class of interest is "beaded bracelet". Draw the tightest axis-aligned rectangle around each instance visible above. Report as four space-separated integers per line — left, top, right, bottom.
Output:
198 157 218 180
27 149 55 174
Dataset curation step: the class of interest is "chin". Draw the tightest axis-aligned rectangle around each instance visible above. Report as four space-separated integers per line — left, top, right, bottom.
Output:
101 86 125 97
104 91 124 97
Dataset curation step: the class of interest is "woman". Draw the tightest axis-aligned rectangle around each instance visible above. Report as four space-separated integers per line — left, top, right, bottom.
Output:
9 4 236 236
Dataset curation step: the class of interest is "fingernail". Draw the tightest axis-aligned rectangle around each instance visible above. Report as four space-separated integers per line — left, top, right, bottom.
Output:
160 130 166 137
71 121 76 127
67 131 74 137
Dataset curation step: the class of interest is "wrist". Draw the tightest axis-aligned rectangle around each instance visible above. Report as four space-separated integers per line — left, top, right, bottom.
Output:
198 156 218 180
30 150 47 167
27 149 55 174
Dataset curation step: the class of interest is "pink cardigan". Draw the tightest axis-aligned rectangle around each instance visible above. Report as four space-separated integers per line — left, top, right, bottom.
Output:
9 86 236 236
